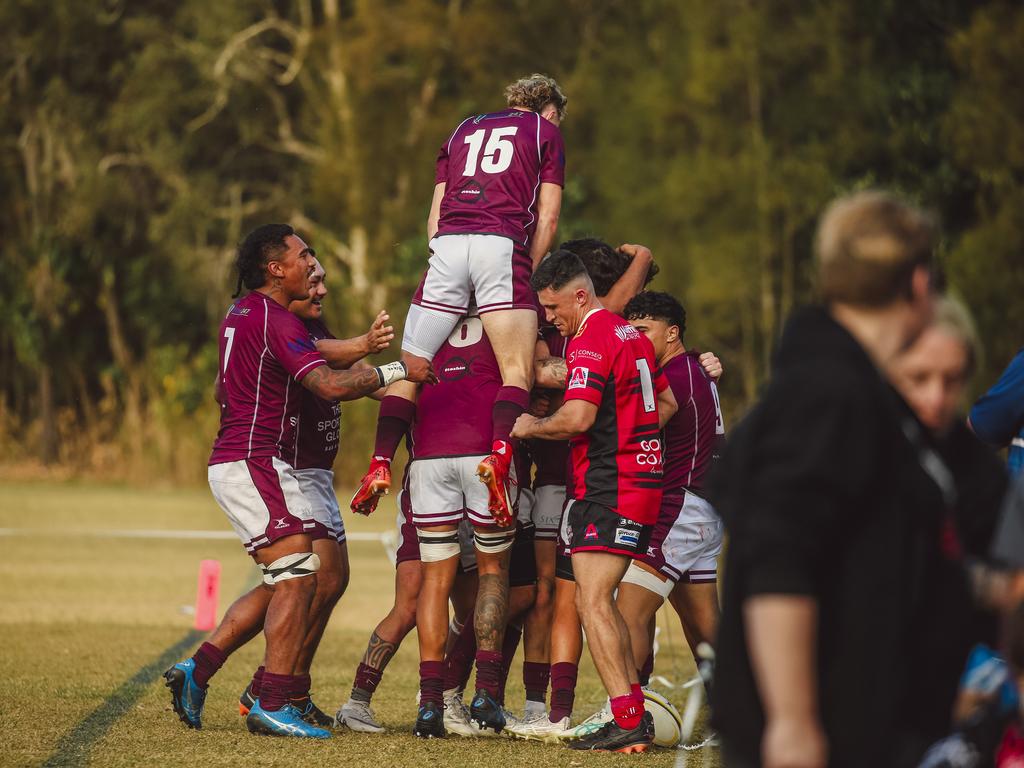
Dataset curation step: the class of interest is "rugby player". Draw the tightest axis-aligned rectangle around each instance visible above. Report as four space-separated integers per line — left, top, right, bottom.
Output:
616 291 724 695
164 224 432 739
408 308 522 737
354 74 568 527
512 250 678 753
235 258 392 726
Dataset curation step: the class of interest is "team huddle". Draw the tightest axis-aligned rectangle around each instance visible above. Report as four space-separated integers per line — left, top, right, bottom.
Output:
163 74 725 753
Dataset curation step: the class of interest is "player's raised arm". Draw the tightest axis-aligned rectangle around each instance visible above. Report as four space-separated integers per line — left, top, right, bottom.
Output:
315 310 395 369
302 358 436 402
601 244 655 315
529 183 562 271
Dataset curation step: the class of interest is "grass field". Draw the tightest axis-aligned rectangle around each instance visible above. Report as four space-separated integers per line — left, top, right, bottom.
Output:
0 481 718 767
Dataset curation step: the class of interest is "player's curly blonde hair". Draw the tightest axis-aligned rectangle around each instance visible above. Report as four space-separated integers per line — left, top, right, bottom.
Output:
505 74 567 120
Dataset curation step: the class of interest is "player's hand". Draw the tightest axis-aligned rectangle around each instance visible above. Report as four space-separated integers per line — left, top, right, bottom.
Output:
511 413 539 439
529 391 552 417
617 243 653 262
761 716 827 768
404 356 438 385
363 310 394 354
699 351 723 381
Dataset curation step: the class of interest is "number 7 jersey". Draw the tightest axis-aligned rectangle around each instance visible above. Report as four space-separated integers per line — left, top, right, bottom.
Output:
563 308 669 525
434 109 565 246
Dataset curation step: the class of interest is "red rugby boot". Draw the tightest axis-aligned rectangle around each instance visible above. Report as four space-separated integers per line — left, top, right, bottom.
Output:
477 441 515 528
350 456 391 515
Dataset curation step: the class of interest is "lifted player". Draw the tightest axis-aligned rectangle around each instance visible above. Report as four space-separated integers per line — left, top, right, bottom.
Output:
616 291 725 694
513 251 677 753
164 225 431 739
354 74 568 526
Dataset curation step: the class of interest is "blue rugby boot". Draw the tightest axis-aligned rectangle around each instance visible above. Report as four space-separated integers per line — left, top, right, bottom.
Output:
246 701 331 739
469 688 506 733
413 701 446 738
163 658 206 730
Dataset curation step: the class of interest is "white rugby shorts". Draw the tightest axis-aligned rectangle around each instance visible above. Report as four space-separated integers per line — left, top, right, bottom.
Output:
409 455 493 528
531 484 565 541
294 468 346 544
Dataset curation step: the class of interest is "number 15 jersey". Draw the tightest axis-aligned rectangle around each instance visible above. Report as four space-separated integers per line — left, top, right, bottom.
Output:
434 109 565 246
563 308 669 525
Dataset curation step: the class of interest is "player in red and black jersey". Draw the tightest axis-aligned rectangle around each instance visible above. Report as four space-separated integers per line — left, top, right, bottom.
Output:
513 250 677 754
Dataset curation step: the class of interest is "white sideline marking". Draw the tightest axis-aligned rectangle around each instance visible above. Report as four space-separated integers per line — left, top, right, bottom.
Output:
0 527 388 542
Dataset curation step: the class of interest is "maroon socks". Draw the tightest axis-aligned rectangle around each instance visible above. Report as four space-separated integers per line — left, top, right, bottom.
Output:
191 642 227 689
549 661 578 722
419 660 444 707
611 693 644 730
474 650 503 698
248 665 265 697
291 673 312 703
491 386 530 447
496 624 523 704
351 662 383 703
373 396 416 460
523 661 550 705
260 672 294 712
443 621 477 692
639 653 654 687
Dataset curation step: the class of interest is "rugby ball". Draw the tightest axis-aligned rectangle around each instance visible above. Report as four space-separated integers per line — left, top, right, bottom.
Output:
643 689 683 747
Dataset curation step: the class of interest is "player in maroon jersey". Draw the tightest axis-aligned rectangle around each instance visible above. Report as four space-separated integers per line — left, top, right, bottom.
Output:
616 291 725 698
354 74 568 528
513 250 678 754
164 225 432 739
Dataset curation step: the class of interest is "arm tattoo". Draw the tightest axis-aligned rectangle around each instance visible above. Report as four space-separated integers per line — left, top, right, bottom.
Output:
303 364 381 400
537 356 567 384
474 573 510 652
361 631 398 671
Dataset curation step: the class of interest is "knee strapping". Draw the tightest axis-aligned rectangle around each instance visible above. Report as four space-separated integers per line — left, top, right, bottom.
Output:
620 560 673 599
418 529 461 562
403 304 462 361
261 552 321 585
474 528 515 554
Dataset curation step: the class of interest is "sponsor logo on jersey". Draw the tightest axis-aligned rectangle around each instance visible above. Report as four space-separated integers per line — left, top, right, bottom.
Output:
614 324 641 342
614 526 640 547
229 306 251 317
568 367 589 390
568 348 603 365
584 523 599 540
274 518 289 530
440 355 473 381
454 178 488 204
286 337 317 353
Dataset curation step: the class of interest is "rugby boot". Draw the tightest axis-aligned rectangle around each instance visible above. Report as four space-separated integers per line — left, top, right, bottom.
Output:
442 689 476 737
507 712 571 743
336 698 385 733
413 701 446 739
292 695 334 728
350 456 391 515
477 442 514 527
568 711 654 754
563 699 612 739
238 682 256 716
246 701 331 739
469 688 506 733
163 658 207 729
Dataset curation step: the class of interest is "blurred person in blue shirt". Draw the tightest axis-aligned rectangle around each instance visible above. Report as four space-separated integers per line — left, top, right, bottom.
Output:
970 349 1024 476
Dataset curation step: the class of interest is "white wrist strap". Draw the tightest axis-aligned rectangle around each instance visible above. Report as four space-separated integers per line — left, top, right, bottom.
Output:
374 361 407 388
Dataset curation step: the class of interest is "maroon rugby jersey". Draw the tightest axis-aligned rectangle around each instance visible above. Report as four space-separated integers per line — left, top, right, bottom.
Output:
563 308 668 525
292 318 341 471
209 292 327 465
412 314 500 459
531 325 571 489
660 351 725 500
434 109 565 246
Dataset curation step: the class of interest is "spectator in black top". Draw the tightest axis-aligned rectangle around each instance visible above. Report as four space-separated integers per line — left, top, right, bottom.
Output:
712 191 972 768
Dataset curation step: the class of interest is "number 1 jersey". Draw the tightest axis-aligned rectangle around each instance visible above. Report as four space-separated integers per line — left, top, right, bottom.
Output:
563 308 669 525
434 109 565 246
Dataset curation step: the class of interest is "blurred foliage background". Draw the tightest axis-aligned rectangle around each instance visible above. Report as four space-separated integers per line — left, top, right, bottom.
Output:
1 0 1021 484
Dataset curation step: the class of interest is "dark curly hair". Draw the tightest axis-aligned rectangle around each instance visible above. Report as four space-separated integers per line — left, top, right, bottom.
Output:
558 238 659 297
624 291 687 345
233 224 294 298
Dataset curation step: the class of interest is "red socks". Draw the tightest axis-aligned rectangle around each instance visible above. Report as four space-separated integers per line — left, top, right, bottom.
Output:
611 693 644 730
